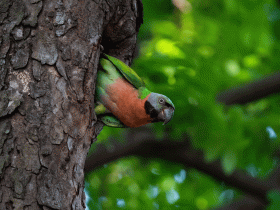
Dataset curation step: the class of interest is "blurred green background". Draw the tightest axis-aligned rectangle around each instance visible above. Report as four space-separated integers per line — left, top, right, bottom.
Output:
86 0 280 209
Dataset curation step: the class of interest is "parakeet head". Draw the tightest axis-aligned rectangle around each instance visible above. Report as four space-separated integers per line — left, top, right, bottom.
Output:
145 93 175 125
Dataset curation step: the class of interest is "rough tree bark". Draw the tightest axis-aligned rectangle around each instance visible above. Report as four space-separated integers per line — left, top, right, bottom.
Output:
0 0 142 209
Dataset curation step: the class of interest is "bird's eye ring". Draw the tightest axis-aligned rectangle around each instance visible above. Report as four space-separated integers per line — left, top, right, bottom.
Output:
159 98 165 104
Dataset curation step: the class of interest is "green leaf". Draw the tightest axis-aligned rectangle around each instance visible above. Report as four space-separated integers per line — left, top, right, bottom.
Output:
222 151 237 175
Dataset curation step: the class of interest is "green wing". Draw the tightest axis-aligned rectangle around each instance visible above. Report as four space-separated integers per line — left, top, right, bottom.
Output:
103 54 145 89
95 103 126 127
100 115 126 128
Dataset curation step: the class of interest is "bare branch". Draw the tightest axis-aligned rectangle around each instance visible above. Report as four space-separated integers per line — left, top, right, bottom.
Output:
85 129 273 206
214 195 265 210
216 72 280 105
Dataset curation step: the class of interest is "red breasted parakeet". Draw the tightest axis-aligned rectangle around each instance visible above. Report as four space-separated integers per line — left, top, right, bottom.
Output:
95 54 175 128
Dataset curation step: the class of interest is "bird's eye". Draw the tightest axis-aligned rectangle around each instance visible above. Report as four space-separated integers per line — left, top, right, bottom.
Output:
159 98 165 104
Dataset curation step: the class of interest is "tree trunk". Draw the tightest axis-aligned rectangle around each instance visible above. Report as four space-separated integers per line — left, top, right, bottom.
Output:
0 0 142 209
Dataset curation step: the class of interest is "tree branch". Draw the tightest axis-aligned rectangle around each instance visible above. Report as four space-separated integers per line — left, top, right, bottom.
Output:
85 129 275 206
214 195 264 210
86 72 280 209
216 72 280 105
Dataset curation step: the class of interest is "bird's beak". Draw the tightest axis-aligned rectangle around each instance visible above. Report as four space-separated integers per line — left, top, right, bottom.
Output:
158 107 175 125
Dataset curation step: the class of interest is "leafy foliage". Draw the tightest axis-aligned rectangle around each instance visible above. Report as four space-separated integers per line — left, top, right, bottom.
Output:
86 0 280 209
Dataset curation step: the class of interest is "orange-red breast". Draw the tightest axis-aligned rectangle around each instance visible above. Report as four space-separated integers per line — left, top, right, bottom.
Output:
95 54 175 128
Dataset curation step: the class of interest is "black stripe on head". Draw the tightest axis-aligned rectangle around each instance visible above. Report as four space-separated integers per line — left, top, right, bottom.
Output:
144 101 159 119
